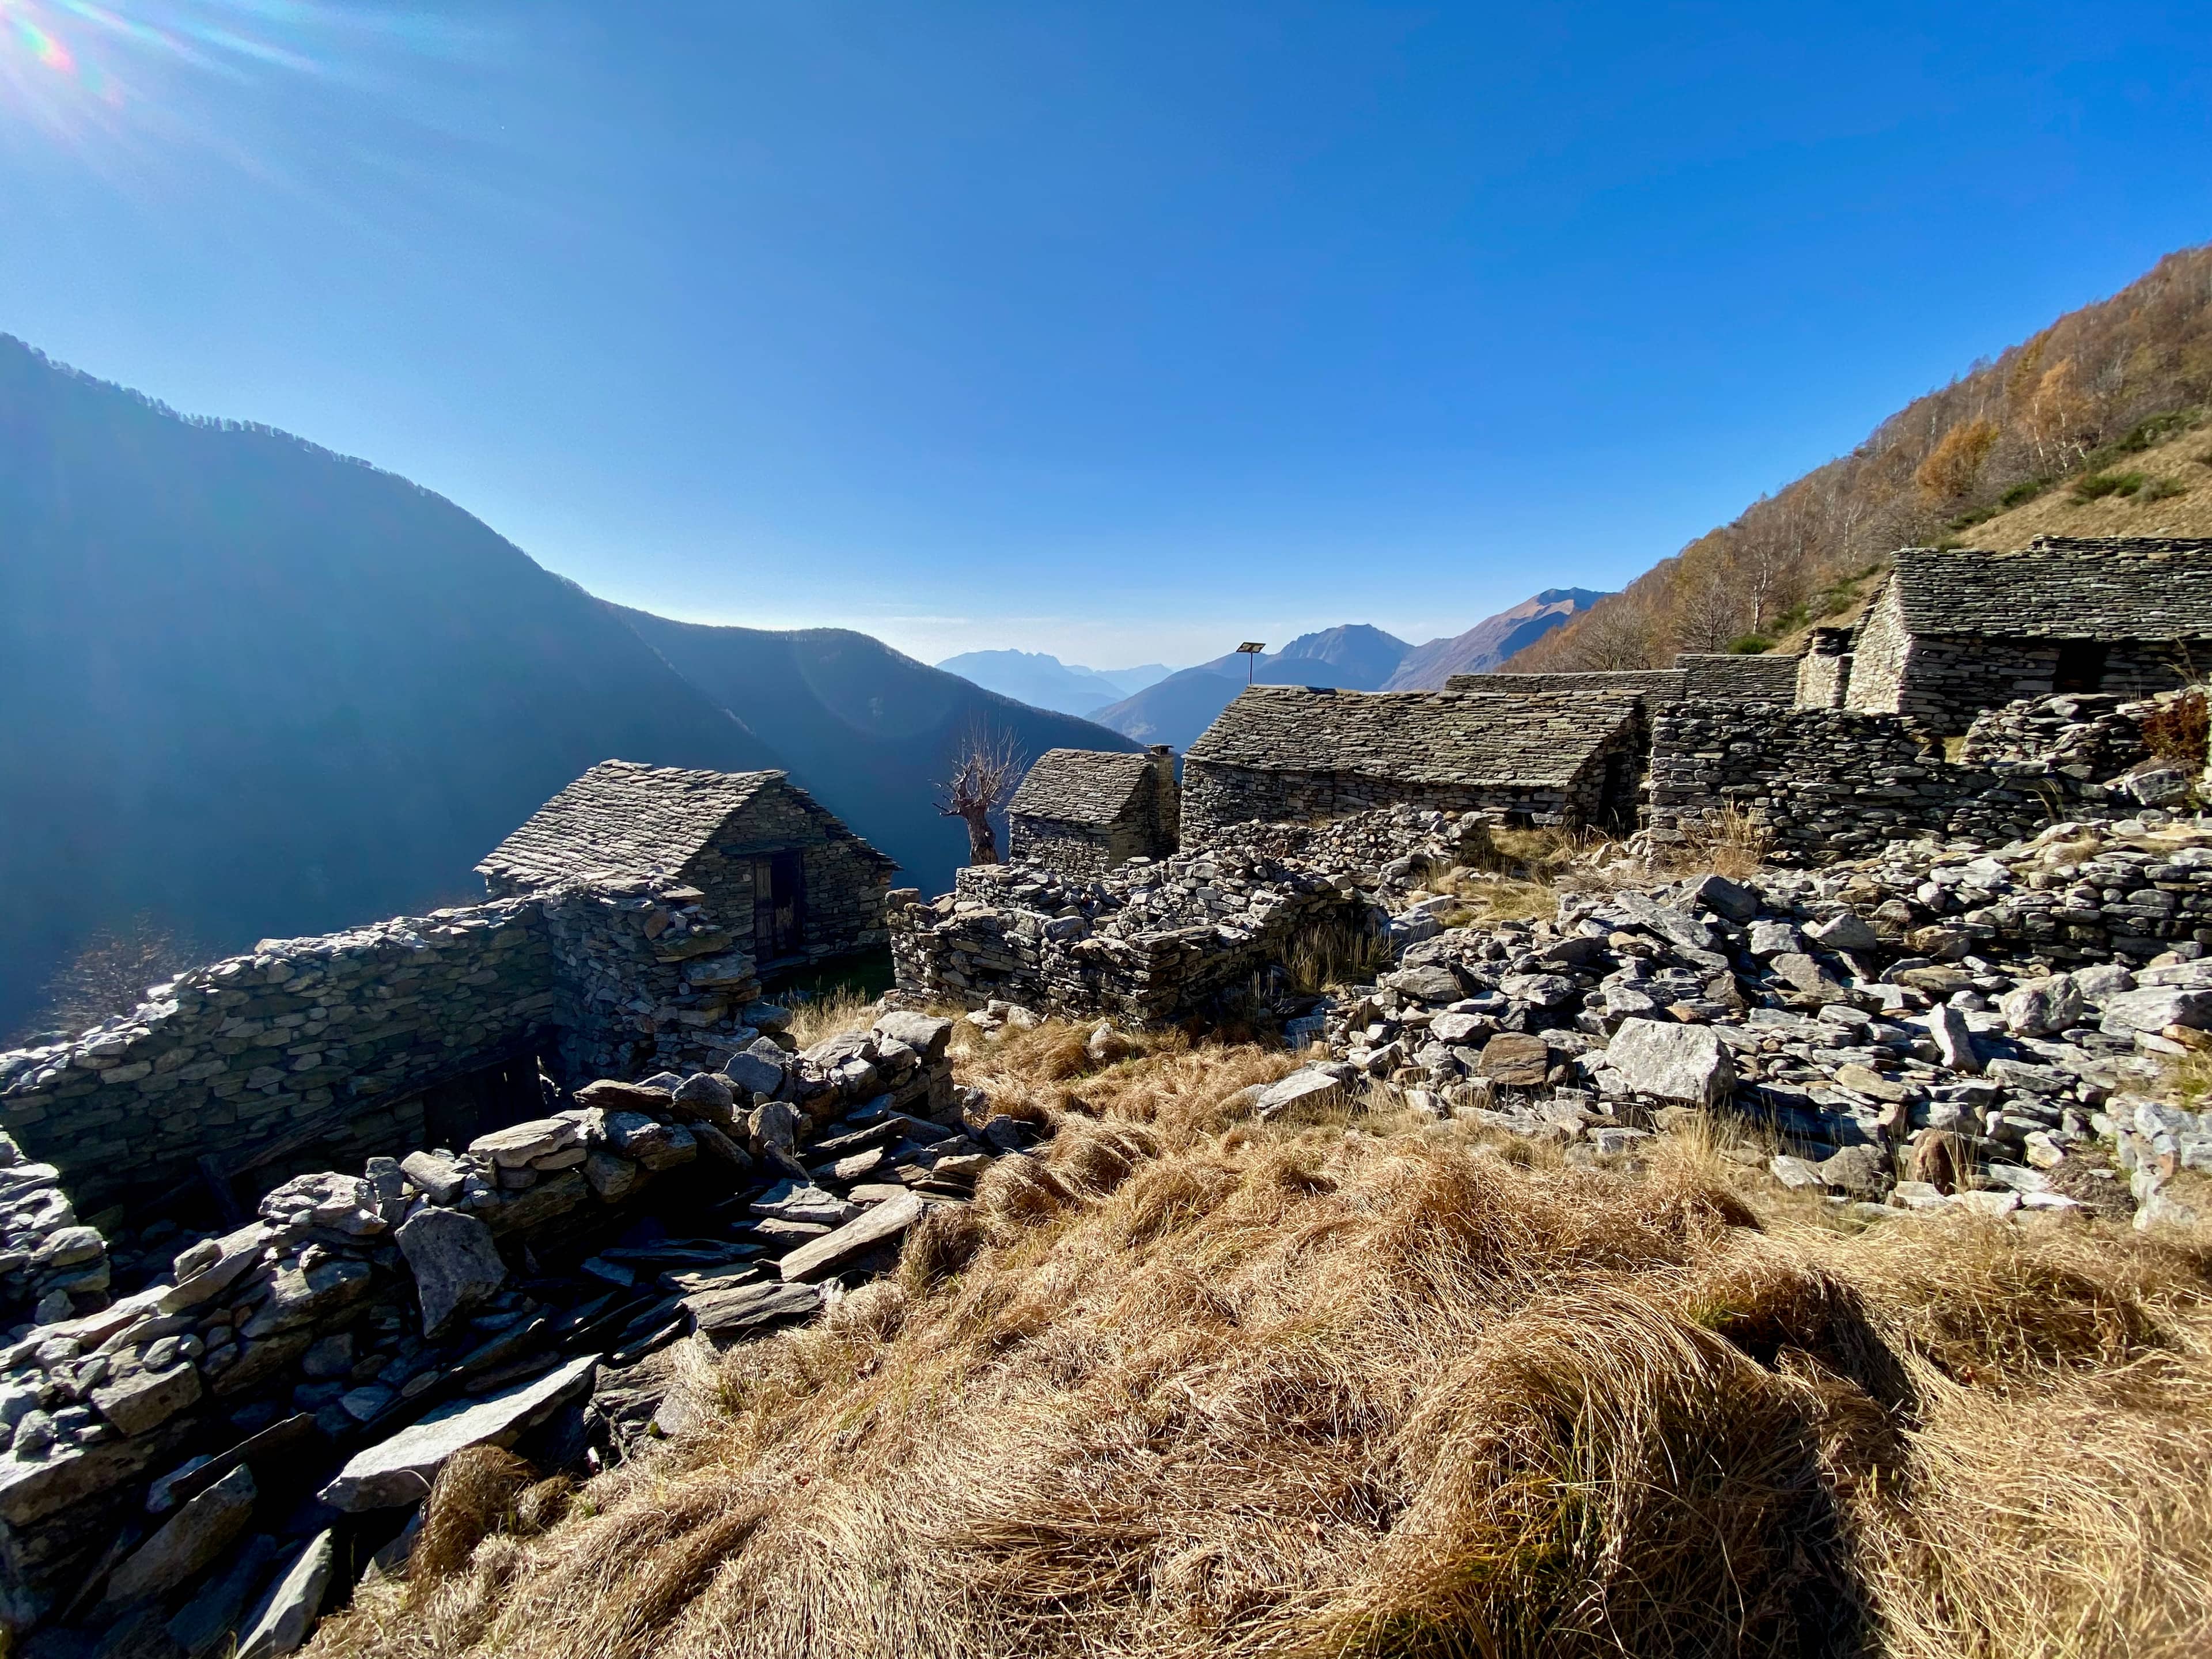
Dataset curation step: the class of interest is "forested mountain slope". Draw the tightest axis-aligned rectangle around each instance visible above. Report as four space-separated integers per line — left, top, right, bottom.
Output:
0 337 1127 1035
613 609 1141 895
1509 243 2212 670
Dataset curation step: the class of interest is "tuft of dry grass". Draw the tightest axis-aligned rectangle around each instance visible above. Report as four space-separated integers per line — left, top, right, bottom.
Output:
785 986 880 1048
313 1040 2212 1659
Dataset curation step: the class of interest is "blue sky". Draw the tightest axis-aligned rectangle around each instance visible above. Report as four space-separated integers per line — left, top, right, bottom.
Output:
3 2 2209 668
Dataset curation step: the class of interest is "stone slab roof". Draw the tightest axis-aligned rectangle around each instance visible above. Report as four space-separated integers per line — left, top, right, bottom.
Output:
1444 669 1685 698
1185 687 1636 787
1892 537 2212 639
478 761 892 889
1008 749 1154 827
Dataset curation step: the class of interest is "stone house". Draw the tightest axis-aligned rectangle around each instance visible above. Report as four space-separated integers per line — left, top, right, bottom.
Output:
1006 747 1179 874
1842 536 2212 732
1181 686 1646 839
479 761 897 969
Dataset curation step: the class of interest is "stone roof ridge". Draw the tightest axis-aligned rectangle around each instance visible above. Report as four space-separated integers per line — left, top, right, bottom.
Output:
1888 538 2212 639
1185 684 1637 787
477 760 789 889
1008 748 1156 826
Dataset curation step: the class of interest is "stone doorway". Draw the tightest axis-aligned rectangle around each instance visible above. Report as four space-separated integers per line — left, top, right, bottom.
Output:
752 849 808 963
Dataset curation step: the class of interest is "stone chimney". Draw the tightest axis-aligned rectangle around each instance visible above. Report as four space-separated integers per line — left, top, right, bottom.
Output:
1146 745 1181 855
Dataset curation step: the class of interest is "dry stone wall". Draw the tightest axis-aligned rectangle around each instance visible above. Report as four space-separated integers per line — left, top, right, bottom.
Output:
0 1010 969 1647
891 809 1494 1025
1646 698 2162 862
0 881 773 1221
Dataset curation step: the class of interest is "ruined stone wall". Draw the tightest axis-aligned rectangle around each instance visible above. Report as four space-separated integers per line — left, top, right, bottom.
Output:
0 884 773 1216
891 809 1491 1024
1647 700 2137 862
0 907 558 1217
0 1015 960 1641
1675 653 1804 700
1004 818 1122 878
1960 694 2152 775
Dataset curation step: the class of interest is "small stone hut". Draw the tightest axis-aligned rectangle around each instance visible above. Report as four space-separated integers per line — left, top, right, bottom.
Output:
1844 537 2212 732
480 761 897 968
1006 746 1179 874
1181 686 1646 839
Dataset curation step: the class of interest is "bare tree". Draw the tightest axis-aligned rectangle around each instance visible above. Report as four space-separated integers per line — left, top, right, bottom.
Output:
20 913 203 1043
1673 561 1745 652
1560 596 1657 670
938 727 1027 866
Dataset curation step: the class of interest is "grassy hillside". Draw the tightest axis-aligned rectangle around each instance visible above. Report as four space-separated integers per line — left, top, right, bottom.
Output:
318 1016 2212 1659
1510 243 2212 671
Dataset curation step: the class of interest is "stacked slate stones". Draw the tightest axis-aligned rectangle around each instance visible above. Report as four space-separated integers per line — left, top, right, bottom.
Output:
1302 812 2212 1228
0 1005 1051 1658
891 806 1497 1024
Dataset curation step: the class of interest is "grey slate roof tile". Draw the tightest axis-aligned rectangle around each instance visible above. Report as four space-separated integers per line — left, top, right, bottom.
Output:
1008 749 1154 827
476 760 892 889
1184 687 1637 788
1894 536 2212 639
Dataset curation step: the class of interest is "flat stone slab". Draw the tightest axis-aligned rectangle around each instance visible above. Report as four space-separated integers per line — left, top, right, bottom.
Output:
1607 1019 1734 1108
1474 1033 1551 1088
685 1278 821 1339
778 1192 926 1282
1255 1066 1347 1121
317 1354 596 1510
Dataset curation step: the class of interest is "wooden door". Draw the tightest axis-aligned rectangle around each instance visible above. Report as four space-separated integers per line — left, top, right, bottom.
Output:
753 850 808 960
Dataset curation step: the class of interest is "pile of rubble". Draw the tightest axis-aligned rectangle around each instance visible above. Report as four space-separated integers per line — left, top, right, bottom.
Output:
0 1007 1054 1657
891 806 1495 1023
1301 809 2212 1228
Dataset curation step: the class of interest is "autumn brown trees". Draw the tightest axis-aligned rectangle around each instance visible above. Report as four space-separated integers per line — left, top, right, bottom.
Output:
1513 242 2212 672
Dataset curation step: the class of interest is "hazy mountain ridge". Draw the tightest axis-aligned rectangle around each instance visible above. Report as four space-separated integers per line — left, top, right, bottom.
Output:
617 613 1141 891
1088 597 1610 748
933 649 1172 716
1383 589 1606 688
0 335 1132 1032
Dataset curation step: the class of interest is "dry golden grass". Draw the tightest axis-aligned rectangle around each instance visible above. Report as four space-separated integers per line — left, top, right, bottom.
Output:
785 986 880 1048
1954 421 2212 548
315 1037 2212 1659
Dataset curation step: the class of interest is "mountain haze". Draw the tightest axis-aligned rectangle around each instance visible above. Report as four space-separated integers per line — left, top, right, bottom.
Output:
1088 596 1611 749
619 615 1141 890
1090 624 1415 750
0 336 1132 1032
933 649 1171 716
